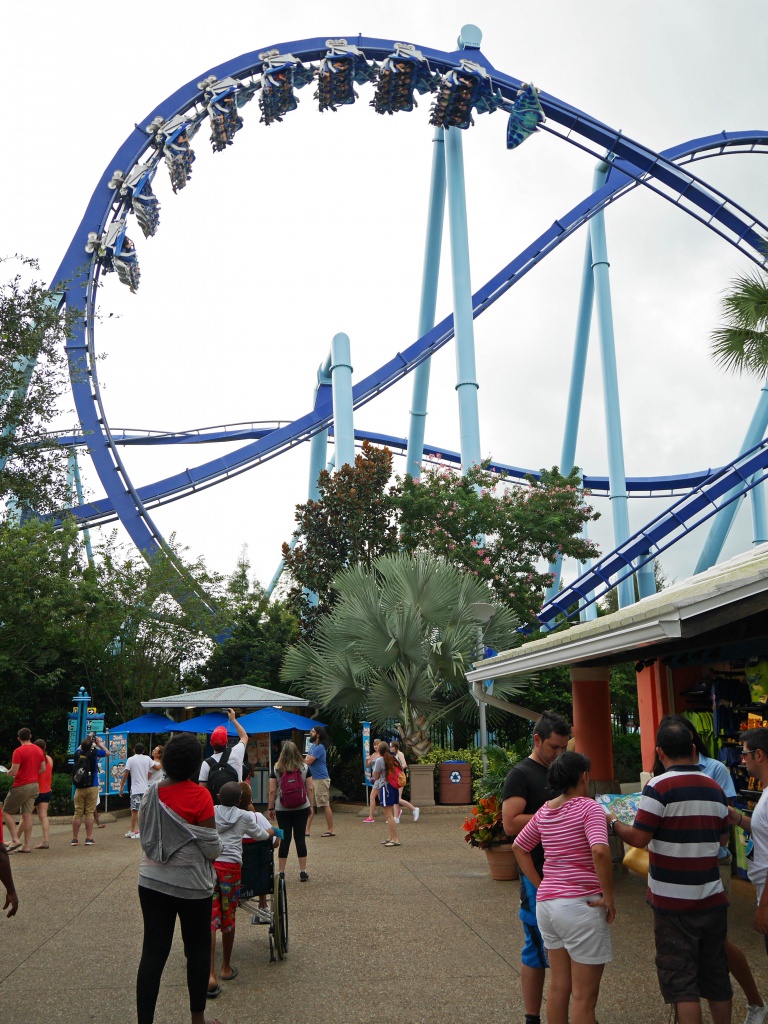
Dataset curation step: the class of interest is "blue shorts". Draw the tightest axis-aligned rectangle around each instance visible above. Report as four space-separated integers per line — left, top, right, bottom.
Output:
519 875 549 970
379 783 400 808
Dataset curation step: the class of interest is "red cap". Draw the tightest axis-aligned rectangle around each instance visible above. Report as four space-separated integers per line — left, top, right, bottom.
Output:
210 726 228 746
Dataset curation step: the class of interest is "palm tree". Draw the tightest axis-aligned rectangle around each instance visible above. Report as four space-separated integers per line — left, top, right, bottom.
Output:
711 270 768 377
280 552 532 757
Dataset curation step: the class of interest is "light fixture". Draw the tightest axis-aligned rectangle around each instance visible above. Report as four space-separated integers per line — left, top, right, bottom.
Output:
108 164 160 238
429 59 502 130
147 113 199 193
315 39 376 113
199 76 244 152
257 50 313 125
370 42 439 115
506 82 545 150
85 220 140 292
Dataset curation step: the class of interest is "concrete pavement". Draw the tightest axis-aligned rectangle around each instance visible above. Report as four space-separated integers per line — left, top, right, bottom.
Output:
2 805 767 1024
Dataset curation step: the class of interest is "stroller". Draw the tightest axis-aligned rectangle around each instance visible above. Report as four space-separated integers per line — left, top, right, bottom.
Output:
238 836 288 961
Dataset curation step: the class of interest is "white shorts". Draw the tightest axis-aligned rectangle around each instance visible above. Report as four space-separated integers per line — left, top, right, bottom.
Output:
535 895 612 965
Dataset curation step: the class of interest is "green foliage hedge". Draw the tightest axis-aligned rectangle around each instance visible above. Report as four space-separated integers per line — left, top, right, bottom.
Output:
0 773 97 816
612 732 643 783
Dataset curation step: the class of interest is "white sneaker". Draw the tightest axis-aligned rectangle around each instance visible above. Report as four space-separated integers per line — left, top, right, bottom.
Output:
394 816 401 824
413 807 420 822
745 1002 768 1024
125 831 135 838
131 832 140 839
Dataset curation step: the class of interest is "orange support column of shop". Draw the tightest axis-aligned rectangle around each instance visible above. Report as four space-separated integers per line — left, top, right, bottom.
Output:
636 658 674 772
570 666 614 781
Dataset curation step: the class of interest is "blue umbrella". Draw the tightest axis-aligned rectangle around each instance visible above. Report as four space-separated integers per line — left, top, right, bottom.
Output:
236 708 325 734
172 712 240 736
109 713 176 733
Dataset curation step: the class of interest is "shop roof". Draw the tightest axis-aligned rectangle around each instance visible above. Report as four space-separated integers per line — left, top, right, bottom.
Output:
141 683 309 710
467 543 768 683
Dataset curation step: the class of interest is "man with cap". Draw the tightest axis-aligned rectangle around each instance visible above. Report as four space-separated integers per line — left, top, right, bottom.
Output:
199 709 249 794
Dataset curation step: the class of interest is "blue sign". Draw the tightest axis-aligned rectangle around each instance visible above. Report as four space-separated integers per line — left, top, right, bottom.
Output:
362 721 372 788
106 731 128 796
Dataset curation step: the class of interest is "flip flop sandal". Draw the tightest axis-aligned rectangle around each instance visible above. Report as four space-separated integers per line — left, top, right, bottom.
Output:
320 831 336 837
221 966 238 981
383 840 401 847
206 985 222 999
35 843 49 849
6 843 21 852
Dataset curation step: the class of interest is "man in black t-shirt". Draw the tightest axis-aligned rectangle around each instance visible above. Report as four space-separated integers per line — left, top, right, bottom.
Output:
502 710 571 1024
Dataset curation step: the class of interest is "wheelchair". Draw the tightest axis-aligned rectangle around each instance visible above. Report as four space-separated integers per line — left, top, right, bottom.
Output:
238 838 288 961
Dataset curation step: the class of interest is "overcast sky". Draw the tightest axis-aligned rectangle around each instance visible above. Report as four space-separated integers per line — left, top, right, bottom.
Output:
3 0 768 596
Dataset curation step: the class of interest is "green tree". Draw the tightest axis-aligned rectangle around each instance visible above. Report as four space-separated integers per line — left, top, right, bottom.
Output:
281 551 531 758
203 548 299 689
394 462 599 626
711 269 768 376
0 258 78 515
281 440 399 636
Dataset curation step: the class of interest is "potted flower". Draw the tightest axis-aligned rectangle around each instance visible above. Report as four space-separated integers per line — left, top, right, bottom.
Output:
462 794 519 880
461 744 527 880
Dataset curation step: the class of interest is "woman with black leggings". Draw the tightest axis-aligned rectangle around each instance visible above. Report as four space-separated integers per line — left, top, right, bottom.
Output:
268 741 315 882
136 733 223 1024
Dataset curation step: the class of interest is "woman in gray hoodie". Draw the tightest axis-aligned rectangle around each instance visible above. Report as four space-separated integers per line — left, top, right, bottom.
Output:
136 733 222 1024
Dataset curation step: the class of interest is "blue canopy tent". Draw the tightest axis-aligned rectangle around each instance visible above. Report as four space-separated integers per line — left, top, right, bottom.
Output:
172 712 240 736
236 708 326 733
109 713 176 733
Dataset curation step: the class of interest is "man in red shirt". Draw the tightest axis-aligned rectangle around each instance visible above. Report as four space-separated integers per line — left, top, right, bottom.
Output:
3 728 45 853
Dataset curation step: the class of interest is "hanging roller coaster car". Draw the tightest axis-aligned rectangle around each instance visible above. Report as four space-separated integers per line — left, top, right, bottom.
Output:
200 76 244 152
505 83 545 150
429 58 502 130
108 164 161 238
257 50 313 126
315 39 376 113
147 113 198 193
85 220 140 292
370 42 440 115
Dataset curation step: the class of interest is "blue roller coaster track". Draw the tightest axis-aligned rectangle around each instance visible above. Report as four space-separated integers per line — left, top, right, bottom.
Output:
37 30 768 627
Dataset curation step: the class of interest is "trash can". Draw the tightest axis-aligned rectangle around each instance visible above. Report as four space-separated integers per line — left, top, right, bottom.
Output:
439 760 472 804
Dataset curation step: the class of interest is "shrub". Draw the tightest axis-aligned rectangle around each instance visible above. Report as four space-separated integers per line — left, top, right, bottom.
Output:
612 732 642 783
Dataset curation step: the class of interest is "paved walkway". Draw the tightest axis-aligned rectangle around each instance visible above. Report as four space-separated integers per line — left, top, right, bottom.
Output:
3 806 768 1024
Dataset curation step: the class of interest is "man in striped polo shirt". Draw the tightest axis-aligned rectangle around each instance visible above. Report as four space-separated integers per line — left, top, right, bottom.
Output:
608 719 731 1024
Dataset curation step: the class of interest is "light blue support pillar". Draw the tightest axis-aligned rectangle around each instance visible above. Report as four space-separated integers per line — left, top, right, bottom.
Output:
578 524 599 622
751 477 768 546
445 127 482 473
67 449 94 566
406 127 447 479
590 161 633 609
545 233 596 601
695 381 768 572
636 555 656 599
308 354 332 502
330 333 355 470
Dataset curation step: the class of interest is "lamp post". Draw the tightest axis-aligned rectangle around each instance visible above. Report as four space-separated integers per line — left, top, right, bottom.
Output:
469 602 496 772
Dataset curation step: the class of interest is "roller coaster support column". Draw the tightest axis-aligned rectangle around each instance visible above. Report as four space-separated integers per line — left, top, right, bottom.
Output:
308 354 333 502
67 450 93 566
330 333 355 470
571 666 613 782
545 232 596 602
695 380 768 573
406 127 447 480
590 161 633 608
445 126 482 473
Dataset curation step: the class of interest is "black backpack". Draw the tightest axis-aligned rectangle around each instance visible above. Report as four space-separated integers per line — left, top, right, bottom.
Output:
72 750 94 789
205 747 239 804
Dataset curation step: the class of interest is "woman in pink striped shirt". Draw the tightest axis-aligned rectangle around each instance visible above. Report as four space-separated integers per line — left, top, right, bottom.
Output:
513 751 615 1024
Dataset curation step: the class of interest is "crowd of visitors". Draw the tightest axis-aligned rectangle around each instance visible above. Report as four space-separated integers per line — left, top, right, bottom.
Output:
7 706 768 1024
505 711 768 1024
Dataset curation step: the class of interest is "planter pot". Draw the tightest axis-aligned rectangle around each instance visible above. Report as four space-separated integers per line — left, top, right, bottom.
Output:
484 844 519 881
408 763 436 807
